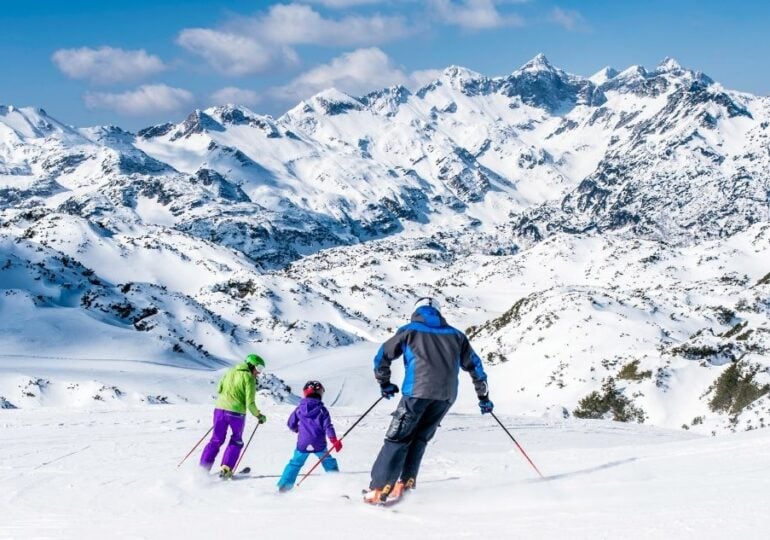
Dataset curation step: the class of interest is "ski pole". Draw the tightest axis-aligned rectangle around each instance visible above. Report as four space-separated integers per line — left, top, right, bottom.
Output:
297 396 384 486
490 411 545 479
234 423 260 473
177 426 213 468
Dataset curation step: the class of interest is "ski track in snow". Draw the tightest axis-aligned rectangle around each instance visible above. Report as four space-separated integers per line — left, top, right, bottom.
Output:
1 405 769 539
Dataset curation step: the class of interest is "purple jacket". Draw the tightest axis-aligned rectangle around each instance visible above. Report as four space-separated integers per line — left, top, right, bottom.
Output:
288 397 337 452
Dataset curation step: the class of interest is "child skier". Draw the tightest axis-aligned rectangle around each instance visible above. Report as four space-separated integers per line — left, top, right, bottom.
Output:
200 354 267 479
276 380 342 491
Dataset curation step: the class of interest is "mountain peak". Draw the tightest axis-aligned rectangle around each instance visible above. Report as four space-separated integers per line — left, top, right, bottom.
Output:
0 104 50 121
300 88 364 116
0 104 74 139
656 57 683 73
441 65 483 81
616 65 648 80
206 104 263 126
589 66 618 85
519 53 555 73
207 103 256 116
312 87 358 102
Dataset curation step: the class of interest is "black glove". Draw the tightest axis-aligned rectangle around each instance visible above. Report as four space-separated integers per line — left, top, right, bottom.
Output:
380 382 399 399
479 396 494 414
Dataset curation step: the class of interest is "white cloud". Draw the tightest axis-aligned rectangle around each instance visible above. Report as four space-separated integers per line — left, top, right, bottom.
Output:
84 84 195 116
409 68 443 89
51 46 166 84
301 0 384 7
272 47 408 101
247 3 412 46
271 47 442 102
176 4 412 76
429 0 524 30
210 87 260 106
548 7 589 32
177 28 298 76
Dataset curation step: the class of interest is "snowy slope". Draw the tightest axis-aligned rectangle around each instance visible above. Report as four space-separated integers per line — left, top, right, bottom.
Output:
2 404 769 539
1 55 769 435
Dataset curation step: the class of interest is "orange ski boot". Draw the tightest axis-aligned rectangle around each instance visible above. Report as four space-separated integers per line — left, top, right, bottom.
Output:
363 483 393 504
391 477 415 499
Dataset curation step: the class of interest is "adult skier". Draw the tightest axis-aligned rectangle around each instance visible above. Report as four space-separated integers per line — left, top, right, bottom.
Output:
364 297 493 504
200 353 267 478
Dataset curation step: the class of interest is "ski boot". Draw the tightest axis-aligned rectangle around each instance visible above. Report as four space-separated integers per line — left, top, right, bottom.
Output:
218 465 233 480
390 477 415 499
362 485 389 505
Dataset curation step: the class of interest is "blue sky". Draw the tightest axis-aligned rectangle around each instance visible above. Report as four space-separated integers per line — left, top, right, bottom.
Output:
2 0 769 130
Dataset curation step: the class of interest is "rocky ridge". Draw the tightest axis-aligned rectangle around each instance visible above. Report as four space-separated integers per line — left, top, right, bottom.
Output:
1 55 768 431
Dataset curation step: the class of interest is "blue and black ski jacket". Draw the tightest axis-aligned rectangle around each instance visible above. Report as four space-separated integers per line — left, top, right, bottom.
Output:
373 306 489 402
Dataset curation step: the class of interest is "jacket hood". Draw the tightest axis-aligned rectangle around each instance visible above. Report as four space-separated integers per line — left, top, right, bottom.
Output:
299 397 325 419
411 305 447 328
237 362 252 372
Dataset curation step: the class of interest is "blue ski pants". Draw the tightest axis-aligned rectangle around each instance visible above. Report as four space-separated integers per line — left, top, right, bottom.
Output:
277 448 339 489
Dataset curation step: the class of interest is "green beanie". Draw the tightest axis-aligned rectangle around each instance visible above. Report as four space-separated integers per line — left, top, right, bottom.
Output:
245 353 265 369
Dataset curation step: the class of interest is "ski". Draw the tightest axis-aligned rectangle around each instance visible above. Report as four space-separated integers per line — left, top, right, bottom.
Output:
375 499 402 508
223 466 252 480
360 489 404 508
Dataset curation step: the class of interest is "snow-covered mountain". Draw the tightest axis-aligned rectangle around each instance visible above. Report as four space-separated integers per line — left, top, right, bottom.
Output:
1 55 768 433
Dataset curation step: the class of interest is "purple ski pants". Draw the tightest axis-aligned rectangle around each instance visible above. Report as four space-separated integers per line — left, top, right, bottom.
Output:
199 408 246 470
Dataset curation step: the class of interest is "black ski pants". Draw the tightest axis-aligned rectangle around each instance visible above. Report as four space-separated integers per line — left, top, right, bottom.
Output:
369 396 452 490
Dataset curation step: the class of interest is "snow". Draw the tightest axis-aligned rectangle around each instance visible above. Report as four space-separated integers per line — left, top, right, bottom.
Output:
589 66 618 85
656 57 683 73
2 325 769 537
517 52 555 73
2 53 770 537
134 196 177 226
2 402 769 539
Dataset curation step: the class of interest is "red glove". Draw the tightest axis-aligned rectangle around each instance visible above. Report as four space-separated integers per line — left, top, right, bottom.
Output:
329 437 343 452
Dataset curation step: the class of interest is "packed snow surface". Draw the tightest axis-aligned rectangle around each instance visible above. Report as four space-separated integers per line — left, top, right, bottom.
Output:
2 342 770 539
2 404 769 539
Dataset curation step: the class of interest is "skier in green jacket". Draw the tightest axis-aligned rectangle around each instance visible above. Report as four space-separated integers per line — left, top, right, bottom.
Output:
200 354 267 478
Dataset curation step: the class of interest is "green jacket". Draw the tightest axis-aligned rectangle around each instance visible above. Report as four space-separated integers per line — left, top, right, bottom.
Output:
215 363 260 417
